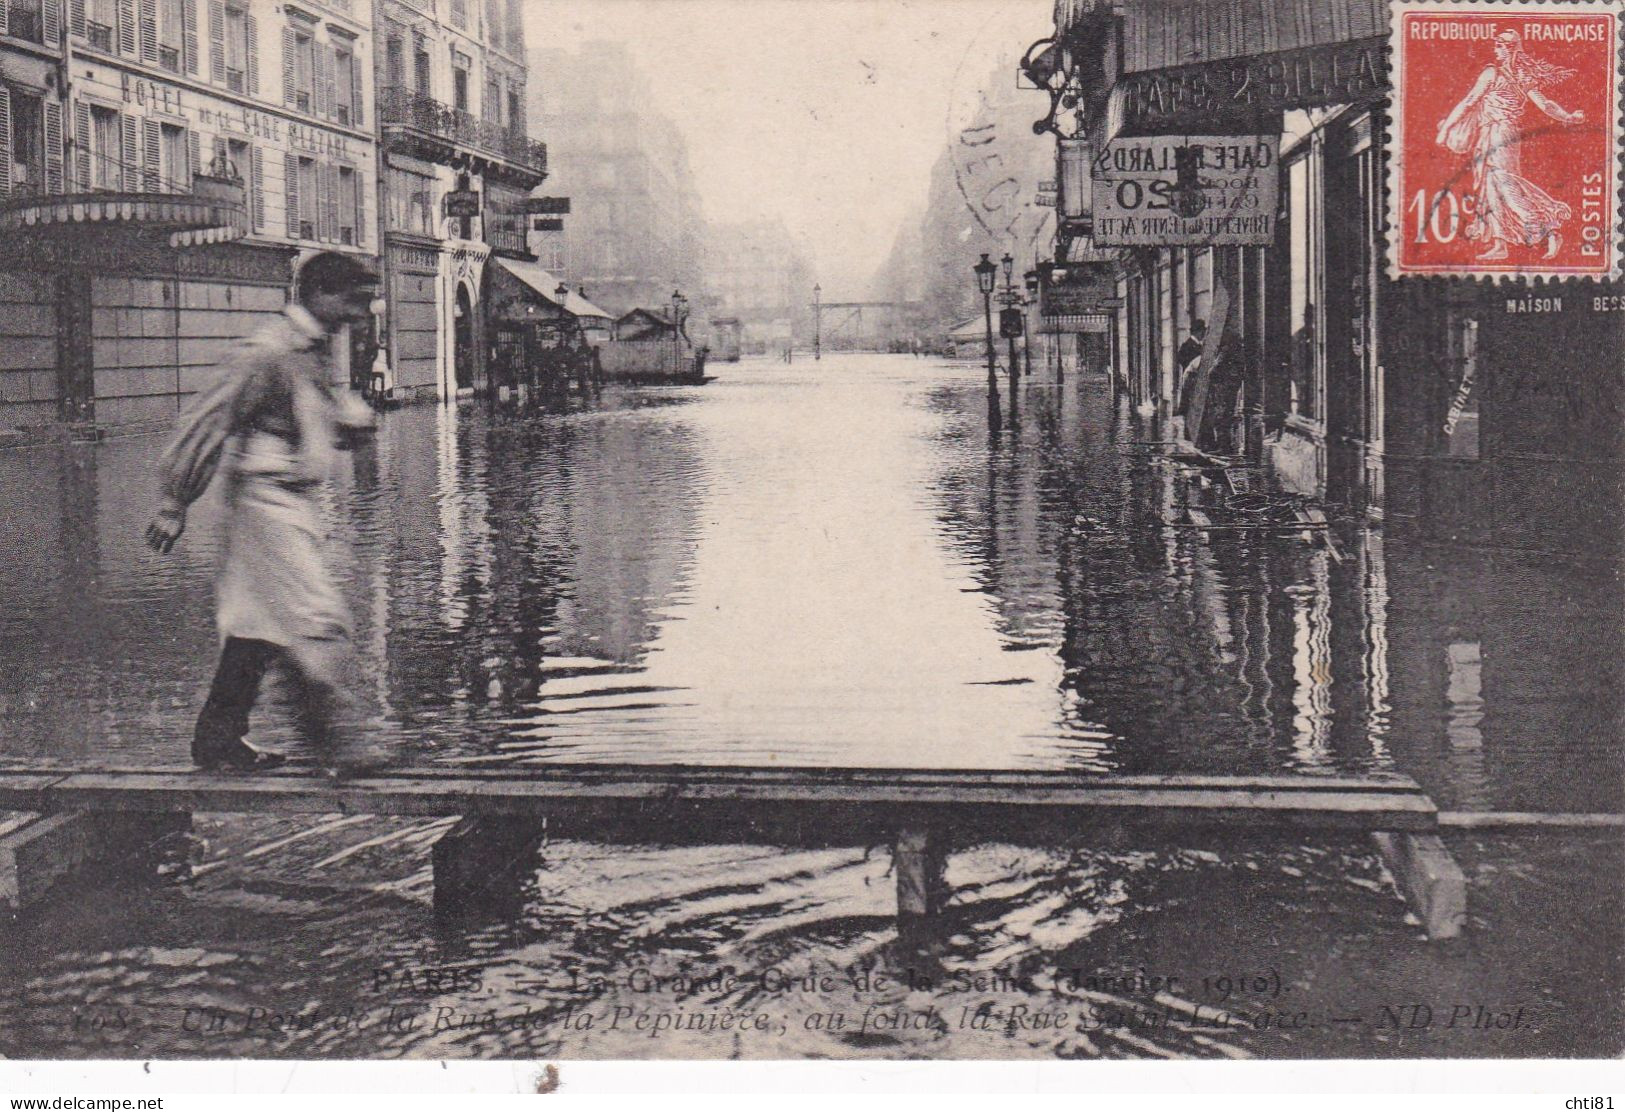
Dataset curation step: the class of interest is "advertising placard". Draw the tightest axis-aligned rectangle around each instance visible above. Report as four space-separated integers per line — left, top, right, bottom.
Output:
1092 135 1279 246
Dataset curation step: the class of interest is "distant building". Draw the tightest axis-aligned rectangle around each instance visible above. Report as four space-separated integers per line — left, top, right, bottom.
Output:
374 0 546 401
0 0 379 432
527 42 704 318
705 218 813 352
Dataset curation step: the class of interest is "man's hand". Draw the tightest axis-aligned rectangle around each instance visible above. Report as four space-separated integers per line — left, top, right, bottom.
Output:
145 506 186 554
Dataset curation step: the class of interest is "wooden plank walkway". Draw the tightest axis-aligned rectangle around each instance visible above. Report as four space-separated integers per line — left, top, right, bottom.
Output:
0 765 1439 837
0 764 1462 938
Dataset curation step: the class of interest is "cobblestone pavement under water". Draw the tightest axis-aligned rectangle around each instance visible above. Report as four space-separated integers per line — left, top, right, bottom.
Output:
0 355 1618 1058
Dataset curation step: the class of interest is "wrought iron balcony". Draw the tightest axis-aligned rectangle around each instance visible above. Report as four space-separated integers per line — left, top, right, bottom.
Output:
378 86 548 184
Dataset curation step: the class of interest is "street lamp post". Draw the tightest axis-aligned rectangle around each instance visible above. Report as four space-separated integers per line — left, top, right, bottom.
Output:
813 283 821 361
1023 269 1039 382
1000 252 1020 416
973 253 999 426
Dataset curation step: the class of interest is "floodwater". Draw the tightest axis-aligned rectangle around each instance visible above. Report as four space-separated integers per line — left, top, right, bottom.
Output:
0 355 1618 1059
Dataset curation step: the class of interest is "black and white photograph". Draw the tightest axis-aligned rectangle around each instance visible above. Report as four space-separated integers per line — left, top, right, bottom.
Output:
0 0 1620 1093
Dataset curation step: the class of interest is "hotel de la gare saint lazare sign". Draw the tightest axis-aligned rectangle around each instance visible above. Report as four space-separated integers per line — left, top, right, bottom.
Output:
1092 136 1280 247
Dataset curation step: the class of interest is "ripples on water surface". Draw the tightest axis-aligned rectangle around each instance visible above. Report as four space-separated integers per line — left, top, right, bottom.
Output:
0 356 1618 1058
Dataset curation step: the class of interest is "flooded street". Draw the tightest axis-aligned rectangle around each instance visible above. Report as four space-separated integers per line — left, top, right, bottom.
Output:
0 355 1619 1059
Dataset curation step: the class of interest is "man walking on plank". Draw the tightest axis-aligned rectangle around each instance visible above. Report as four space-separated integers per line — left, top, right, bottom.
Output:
145 251 387 775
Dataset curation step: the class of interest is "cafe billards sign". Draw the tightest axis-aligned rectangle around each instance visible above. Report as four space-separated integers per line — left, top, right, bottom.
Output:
1092 135 1279 247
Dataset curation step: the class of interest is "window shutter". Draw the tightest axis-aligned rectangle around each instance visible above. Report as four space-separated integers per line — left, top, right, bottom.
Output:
120 113 139 190
350 46 363 126
207 0 223 80
69 0 83 38
44 102 64 193
181 0 198 73
0 89 11 198
74 100 90 189
142 117 160 190
186 129 200 185
43 0 60 45
116 0 135 54
354 169 364 246
323 159 339 237
315 43 333 119
210 133 225 175
245 14 258 94
281 26 295 107
251 144 264 230
284 152 299 237
0 0 9 36
138 0 155 62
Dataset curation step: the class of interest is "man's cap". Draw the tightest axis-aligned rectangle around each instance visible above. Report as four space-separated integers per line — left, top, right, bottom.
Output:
297 252 380 300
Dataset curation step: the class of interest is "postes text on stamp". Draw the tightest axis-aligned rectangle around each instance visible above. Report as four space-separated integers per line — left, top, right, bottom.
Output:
1389 0 1623 280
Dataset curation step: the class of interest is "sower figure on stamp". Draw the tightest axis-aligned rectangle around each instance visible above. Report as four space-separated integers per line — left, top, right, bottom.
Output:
145 252 388 775
1436 28 1585 261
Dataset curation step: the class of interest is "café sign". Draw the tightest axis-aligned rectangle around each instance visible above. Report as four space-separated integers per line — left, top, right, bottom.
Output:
1117 37 1387 134
1092 135 1279 247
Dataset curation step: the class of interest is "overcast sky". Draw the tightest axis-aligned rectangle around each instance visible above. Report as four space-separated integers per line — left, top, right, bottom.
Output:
524 0 1052 297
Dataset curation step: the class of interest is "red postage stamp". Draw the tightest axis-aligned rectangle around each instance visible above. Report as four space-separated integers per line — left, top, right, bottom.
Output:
1390 0 1624 279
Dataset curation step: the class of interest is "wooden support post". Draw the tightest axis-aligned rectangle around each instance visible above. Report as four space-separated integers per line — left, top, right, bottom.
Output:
0 811 191 916
432 816 544 920
893 828 947 949
1373 831 1466 941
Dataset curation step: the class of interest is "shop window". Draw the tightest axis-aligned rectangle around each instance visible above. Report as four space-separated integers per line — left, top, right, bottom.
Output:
6 88 43 197
1286 152 1321 423
388 164 433 235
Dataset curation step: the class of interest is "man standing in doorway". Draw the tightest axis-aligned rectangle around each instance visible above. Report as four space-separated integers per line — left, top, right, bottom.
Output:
1175 318 1207 442
145 252 386 775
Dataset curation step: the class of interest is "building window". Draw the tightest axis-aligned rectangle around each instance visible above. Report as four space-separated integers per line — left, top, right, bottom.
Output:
6 0 42 43
385 34 403 87
292 27 315 113
7 88 43 196
158 0 183 71
334 44 354 125
484 0 499 49
412 39 430 97
484 76 500 123
224 6 249 92
86 0 114 49
452 57 468 111
160 122 186 192
338 165 356 243
297 155 316 238
449 0 465 30
90 105 119 190
507 89 521 132
504 0 520 53
387 165 433 236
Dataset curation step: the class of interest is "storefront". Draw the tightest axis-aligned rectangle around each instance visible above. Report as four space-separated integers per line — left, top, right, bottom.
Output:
1039 0 1625 555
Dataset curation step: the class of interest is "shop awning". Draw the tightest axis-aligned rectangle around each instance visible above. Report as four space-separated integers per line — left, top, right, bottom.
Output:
493 257 613 320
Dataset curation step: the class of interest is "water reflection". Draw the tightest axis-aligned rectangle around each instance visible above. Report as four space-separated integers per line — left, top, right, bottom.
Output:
0 355 1620 1061
0 356 1617 809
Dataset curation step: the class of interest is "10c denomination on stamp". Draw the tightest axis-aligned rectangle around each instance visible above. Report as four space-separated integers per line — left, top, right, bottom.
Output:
1389 0 1624 280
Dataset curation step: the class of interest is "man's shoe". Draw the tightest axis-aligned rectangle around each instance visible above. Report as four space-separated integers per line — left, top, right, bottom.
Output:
193 739 287 772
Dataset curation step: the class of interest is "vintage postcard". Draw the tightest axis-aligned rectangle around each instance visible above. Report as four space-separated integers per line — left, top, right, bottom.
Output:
0 0 1620 1095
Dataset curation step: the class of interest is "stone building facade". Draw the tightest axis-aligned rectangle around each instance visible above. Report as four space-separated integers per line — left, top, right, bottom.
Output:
0 0 378 433
372 0 543 402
